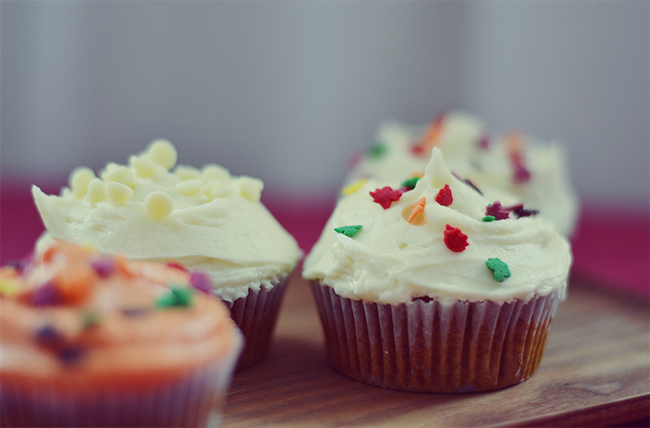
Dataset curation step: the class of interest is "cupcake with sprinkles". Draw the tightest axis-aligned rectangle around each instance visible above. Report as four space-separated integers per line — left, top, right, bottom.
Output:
304 148 572 393
0 240 242 427
31 140 302 370
348 111 578 236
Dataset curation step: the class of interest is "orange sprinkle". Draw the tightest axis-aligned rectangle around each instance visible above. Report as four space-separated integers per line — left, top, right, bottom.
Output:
53 264 94 304
408 197 427 223
114 254 137 278
415 115 445 153
505 131 524 154
410 171 424 179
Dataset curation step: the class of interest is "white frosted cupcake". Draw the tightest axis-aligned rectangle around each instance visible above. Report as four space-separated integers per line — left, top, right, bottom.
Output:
348 111 578 236
304 148 571 392
32 140 302 369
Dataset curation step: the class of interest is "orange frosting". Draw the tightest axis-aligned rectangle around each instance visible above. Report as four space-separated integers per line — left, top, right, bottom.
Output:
0 241 241 395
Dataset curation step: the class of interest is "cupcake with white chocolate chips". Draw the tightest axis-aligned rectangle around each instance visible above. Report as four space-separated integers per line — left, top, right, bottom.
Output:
304 148 572 392
32 140 302 370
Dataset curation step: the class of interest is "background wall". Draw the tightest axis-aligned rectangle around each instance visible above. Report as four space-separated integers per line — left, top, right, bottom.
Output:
1 1 648 208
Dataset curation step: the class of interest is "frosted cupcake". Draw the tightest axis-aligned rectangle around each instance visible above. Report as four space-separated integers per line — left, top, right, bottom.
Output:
348 111 578 236
0 240 242 427
304 148 571 393
32 140 302 369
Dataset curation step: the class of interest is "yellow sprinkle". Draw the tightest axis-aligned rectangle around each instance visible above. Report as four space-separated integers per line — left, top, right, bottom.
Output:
202 164 231 182
341 179 368 196
69 167 96 198
145 191 173 219
107 181 134 205
174 166 202 180
175 179 203 197
238 177 264 202
104 165 137 189
130 156 158 178
147 139 177 170
0 279 19 297
86 178 107 203
408 197 426 224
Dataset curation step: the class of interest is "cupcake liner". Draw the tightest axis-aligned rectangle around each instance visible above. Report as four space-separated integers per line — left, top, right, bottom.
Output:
225 275 290 370
311 281 561 393
0 349 240 428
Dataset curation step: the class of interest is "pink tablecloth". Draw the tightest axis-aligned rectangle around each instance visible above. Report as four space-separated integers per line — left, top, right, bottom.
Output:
2 180 648 299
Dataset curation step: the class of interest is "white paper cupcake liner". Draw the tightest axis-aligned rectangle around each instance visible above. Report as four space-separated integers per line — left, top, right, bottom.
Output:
225 275 290 370
0 347 240 428
311 281 562 393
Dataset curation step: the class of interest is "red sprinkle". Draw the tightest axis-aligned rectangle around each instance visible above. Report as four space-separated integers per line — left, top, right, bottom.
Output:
435 184 453 206
166 261 189 273
444 224 468 252
485 201 510 220
370 187 402 209
511 152 531 183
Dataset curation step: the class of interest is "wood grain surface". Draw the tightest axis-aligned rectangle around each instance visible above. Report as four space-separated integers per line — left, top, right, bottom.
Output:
221 275 649 427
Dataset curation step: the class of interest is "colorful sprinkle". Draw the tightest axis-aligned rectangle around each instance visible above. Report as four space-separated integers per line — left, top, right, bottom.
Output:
478 134 490 150
190 271 213 294
370 187 402 209
435 184 453 206
412 113 445 155
400 176 420 191
463 178 483 196
58 346 85 366
91 257 115 277
35 325 64 346
443 224 468 252
367 143 387 159
342 179 368 196
408 197 426 223
505 203 539 218
166 261 189 272
482 215 495 222
486 258 511 282
31 282 61 306
334 225 363 238
485 201 510 220
0 279 20 297
81 310 100 329
6 259 27 274
157 285 194 308
121 307 151 317
511 153 531 183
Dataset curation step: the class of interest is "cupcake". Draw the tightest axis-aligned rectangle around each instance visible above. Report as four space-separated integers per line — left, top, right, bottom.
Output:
304 148 571 393
32 140 302 369
348 111 578 236
0 240 242 427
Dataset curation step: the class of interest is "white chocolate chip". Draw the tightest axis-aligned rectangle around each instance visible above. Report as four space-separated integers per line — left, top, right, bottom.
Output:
147 139 177 170
175 179 202 197
202 164 231 182
130 156 158 178
238 176 264 202
69 166 96 198
86 178 107 203
104 164 137 189
145 191 173 219
174 165 202 180
106 181 134 205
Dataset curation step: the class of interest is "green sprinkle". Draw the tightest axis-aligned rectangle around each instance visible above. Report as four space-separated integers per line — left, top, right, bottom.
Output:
367 144 387 159
157 285 194 308
482 215 495 222
400 176 420 190
81 310 100 329
334 225 362 238
485 258 511 282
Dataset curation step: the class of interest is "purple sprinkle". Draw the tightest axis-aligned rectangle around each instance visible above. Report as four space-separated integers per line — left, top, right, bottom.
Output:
478 134 490 150
511 153 531 183
35 325 64 346
58 346 85 365
31 281 61 306
463 178 483 196
91 257 115 277
121 307 151 317
505 203 539 218
485 201 510 220
6 259 27 274
189 271 212 294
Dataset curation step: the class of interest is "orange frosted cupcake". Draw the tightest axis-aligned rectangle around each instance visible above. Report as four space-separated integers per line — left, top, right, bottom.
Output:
0 240 242 427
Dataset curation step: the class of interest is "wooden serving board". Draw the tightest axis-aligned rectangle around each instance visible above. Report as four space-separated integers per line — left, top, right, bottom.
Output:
223 275 648 427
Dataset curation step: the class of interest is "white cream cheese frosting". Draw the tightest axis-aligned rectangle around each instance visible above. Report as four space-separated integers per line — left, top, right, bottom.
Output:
33 140 302 302
348 111 579 236
304 148 571 306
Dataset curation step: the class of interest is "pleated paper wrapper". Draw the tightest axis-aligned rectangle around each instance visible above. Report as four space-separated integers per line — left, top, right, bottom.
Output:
311 281 562 393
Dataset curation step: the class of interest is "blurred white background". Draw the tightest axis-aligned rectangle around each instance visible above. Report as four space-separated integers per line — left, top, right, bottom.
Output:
1 1 648 208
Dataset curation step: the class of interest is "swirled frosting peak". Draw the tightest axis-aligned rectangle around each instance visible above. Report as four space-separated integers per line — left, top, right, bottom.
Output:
33 140 302 301
304 148 571 305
